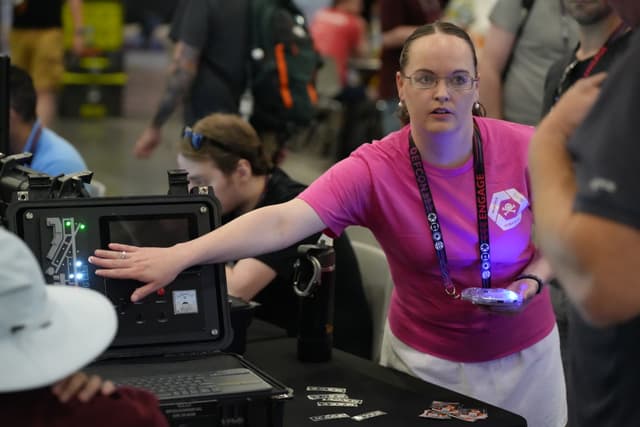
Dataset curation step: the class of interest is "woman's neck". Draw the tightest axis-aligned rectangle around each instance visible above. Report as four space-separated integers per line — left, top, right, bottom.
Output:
410 124 474 168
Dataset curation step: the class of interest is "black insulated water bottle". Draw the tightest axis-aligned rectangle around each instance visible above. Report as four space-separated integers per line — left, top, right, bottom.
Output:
293 241 335 362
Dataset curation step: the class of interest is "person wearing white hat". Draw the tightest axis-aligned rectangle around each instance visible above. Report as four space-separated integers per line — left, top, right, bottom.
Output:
0 227 168 426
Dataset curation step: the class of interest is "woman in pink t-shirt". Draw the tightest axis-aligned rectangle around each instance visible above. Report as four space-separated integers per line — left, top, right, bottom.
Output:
90 22 565 427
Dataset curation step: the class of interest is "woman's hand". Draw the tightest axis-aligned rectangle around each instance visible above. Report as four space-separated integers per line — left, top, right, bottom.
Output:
89 243 185 302
51 372 116 403
484 279 539 315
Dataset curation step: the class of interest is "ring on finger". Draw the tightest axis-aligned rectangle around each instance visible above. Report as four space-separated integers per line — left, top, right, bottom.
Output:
119 251 127 260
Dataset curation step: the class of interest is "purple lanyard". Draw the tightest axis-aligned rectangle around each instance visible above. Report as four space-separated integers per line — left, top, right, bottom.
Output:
408 124 490 298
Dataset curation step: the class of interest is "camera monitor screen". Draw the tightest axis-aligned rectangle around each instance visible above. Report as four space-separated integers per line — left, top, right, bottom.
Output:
105 215 193 248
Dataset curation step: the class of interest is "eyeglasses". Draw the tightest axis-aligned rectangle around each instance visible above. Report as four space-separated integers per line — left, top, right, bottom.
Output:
401 70 478 91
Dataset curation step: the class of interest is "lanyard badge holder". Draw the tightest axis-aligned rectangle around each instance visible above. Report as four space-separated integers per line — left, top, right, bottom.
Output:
292 241 335 362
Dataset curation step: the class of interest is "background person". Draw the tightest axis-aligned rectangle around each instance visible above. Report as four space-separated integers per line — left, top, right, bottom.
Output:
311 0 370 88
529 1 640 425
479 0 578 125
90 23 566 426
541 0 630 116
133 0 248 159
538 0 631 374
10 0 85 127
177 113 373 359
377 0 443 134
9 65 87 176
0 227 168 427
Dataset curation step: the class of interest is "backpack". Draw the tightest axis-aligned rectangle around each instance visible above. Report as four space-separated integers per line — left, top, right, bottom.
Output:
245 0 321 134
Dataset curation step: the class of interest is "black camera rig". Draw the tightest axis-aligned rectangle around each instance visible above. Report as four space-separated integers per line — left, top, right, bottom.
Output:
0 152 92 220
0 152 235 357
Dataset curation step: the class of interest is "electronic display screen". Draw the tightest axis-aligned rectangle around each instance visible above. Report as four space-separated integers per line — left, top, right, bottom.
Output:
104 215 194 247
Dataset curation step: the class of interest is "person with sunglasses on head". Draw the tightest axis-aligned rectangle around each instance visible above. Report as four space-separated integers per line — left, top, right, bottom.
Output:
90 22 565 427
177 113 373 359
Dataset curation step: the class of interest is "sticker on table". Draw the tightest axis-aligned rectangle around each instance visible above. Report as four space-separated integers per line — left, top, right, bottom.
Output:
450 407 488 422
352 410 387 421
317 401 360 407
309 413 351 422
306 386 347 393
320 397 363 405
430 401 461 414
307 393 349 400
419 409 450 419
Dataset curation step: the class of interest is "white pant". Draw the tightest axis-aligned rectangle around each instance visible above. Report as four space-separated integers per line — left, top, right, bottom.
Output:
380 322 567 427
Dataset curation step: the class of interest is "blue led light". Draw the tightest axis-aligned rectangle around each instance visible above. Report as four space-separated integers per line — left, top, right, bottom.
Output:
69 274 75 279
75 260 82 267
76 273 84 280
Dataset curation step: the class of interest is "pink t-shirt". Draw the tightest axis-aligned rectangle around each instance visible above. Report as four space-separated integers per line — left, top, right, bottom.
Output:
298 117 556 362
310 8 366 85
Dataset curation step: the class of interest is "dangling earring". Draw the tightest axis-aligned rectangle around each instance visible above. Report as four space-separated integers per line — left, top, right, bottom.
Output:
472 101 486 117
398 100 404 108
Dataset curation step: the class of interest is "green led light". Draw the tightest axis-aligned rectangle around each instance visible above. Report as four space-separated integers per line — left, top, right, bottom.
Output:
79 224 86 230
65 220 71 227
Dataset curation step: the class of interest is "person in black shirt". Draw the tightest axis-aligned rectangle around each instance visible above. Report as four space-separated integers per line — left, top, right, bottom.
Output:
175 112 373 359
538 0 632 378
133 0 249 159
541 0 632 117
530 1 640 425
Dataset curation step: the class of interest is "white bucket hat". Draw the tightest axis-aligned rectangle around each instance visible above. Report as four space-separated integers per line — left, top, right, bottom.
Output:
0 227 117 392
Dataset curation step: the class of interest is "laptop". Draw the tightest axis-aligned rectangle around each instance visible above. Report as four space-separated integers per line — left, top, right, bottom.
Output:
5 191 291 425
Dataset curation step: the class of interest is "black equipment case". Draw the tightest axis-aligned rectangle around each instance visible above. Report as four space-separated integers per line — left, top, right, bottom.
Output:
5 188 293 427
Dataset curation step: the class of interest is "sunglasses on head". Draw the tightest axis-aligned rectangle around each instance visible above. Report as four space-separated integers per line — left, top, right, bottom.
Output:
182 126 252 158
182 127 208 150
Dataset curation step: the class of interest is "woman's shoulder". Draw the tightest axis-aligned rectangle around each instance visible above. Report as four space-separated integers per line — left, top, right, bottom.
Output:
475 117 535 146
349 126 409 162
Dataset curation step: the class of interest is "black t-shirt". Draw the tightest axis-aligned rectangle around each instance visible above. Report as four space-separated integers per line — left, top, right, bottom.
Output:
567 310 640 427
569 29 640 228
541 30 632 117
13 0 63 29
566 30 640 427
169 0 248 125
227 168 373 359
